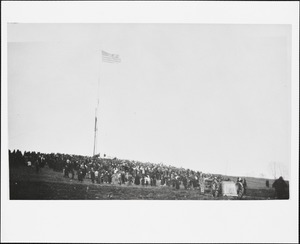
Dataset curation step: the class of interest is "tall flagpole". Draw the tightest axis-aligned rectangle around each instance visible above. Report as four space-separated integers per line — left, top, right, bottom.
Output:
93 51 101 157
93 107 97 156
93 50 120 157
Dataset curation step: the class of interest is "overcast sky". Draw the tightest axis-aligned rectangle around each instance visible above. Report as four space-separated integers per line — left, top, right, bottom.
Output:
7 23 291 179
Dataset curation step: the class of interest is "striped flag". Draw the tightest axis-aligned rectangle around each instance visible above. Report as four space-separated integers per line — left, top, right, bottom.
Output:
102 50 121 63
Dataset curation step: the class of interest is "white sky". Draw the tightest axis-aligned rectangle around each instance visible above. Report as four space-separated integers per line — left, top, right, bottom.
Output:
7 23 291 179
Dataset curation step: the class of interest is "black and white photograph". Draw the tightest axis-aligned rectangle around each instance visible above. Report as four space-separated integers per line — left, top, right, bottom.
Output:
1 2 299 243
7 23 291 201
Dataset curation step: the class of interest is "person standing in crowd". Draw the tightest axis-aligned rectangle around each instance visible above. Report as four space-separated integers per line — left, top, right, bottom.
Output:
151 173 156 186
71 160 75 179
78 163 85 182
108 171 112 184
134 174 140 185
199 174 205 194
40 155 46 168
266 180 269 188
26 156 32 167
141 175 145 186
103 171 108 183
53 156 59 171
121 170 126 184
175 175 180 190
182 175 188 190
64 159 69 177
127 173 133 186
95 169 99 184
145 175 150 186
161 176 165 186
35 157 40 173
242 178 247 194
78 168 83 182
90 167 95 183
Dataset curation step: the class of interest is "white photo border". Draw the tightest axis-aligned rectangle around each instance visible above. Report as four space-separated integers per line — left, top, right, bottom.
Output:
1 2 299 243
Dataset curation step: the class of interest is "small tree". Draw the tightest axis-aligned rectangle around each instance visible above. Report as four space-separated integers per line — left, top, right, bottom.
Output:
269 161 277 179
269 161 289 180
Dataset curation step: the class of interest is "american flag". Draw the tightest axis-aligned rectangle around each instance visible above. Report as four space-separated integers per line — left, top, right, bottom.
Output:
102 50 121 63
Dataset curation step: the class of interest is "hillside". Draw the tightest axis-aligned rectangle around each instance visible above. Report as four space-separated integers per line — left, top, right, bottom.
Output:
9 165 280 200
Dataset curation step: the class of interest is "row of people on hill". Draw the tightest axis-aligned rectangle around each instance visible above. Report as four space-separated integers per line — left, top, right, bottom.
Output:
9 150 46 173
8 149 288 198
63 157 205 189
9 149 214 190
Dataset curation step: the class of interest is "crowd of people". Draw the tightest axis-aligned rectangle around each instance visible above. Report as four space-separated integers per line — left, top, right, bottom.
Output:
9 149 288 198
9 149 218 190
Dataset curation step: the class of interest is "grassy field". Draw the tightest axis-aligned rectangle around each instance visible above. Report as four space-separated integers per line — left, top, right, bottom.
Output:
9 165 279 200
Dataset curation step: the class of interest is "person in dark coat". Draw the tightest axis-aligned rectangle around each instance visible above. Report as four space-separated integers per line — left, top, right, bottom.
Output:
121 171 126 184
151 176 156 186
272 176 288 199
78 164 85 182
90 167 95 183
69 161 75 179
35 158 40 173
182 176 188 190
78 169 83 182
108 172 112 184
161 177 165 186
134 174 140 185
64 159 70 177
242 178 247 194
175 177 180 190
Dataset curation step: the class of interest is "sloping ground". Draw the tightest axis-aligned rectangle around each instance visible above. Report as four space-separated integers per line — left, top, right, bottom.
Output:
9 166 277 200
224 175 277 189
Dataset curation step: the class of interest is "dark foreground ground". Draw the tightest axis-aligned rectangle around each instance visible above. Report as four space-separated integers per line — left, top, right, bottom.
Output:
9 166 278 200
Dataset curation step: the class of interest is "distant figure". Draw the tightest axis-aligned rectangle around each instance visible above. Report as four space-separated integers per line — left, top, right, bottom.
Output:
199 176 205 194
78 164 85 182
90 167 95 183
27 157 32 167
266 180 269 188
151 176 156 186
175 176 180 190
121 171 126 184
35 158 40 173
78 169 84 182
235 177 244 199
145 175 151 186
242 178 247 194
95 170 99 183
64 159 70 177
272 176 288 199
69 160 75 179
134 174 140 185
141 176 145 186
127 174 133 186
